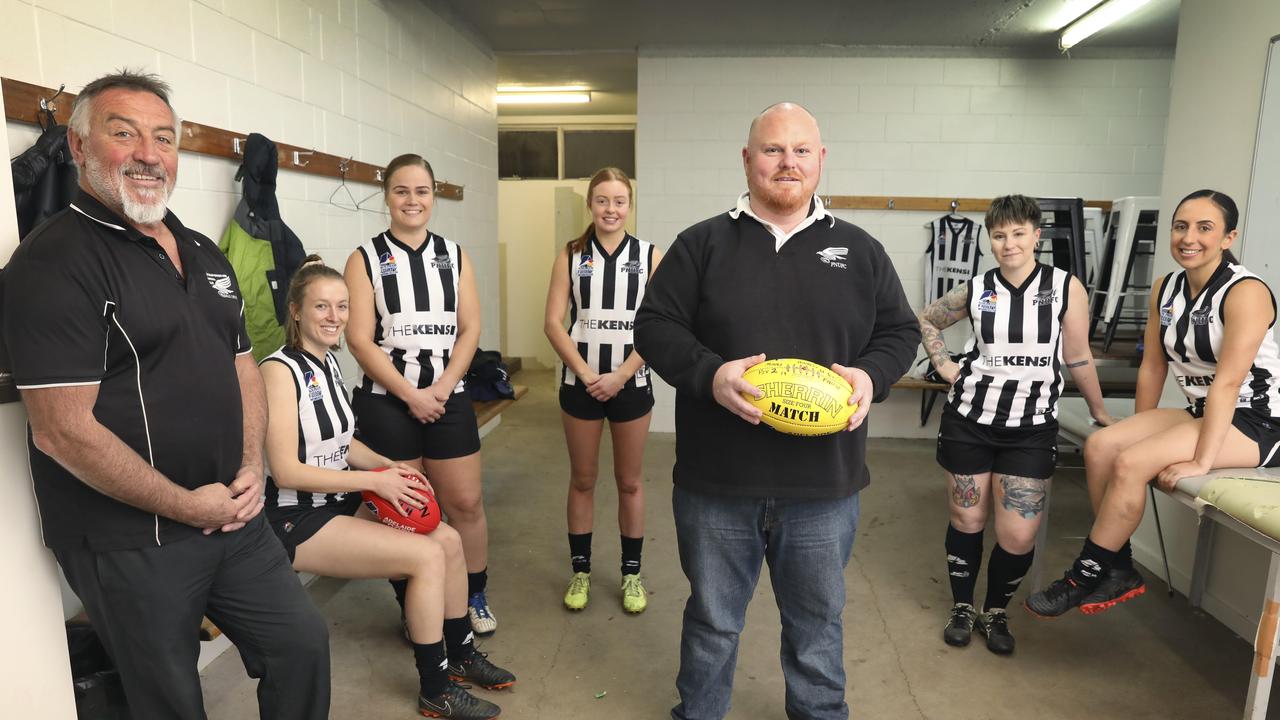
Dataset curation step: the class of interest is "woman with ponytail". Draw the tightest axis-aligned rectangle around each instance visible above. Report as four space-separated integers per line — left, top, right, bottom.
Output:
544 167 662 614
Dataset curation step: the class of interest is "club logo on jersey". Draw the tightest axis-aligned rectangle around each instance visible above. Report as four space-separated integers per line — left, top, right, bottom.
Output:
575 256 595 277
816 247 848 270
431 254 453 270
205 273 236 300
1160 298 1175 326
378 252 398 277
1032 289 1058 307
303 370 324 402
978 289 999 313
1190 306 1214 326
620 259 645 275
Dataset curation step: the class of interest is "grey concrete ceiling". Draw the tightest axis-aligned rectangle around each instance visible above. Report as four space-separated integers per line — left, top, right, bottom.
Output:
427 0 1181 117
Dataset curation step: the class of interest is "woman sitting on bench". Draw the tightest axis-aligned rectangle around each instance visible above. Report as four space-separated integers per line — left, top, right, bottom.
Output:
1027 189 1280 618
261 257 514 719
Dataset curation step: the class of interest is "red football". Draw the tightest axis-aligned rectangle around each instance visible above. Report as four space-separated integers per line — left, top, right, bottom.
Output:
361 469 441 534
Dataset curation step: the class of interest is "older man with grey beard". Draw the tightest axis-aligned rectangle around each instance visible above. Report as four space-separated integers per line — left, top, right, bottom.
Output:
2 70 330 719
635 102 920 720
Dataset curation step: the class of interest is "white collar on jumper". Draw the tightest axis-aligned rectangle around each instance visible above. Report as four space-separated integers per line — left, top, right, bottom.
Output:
728 192 833 251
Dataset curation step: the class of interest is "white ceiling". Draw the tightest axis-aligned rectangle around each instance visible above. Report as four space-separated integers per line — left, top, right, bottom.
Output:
426 0 1181 116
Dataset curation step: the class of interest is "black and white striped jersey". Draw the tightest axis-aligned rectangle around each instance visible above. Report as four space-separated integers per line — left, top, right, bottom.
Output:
563 233 655 387
1158 261 1280 415
262 347 354 510
948 264 1071 427
925 215 983 306
357 231 465 396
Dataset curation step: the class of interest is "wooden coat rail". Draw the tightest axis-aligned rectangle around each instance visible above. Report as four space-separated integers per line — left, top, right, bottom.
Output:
823 195 1112 214
2 77 463 201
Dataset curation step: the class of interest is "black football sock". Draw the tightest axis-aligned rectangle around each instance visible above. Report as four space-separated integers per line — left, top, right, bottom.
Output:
621 535 643 577
1071 537 1115 584
983 543 1034 611
945 524 984 606
443 616 475 664
467 568 488 597
1112 540 1134 571
413 640 449 698
568 532 593 574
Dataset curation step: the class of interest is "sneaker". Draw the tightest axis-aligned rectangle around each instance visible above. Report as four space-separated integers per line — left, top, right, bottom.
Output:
468 591 497 636
621 574 647 614
943 603 976 647
564 572 590 611
976 609 1015 655
1079 566 1146 615
418 682 501 719
1024 571 1096 618
448 651 516 690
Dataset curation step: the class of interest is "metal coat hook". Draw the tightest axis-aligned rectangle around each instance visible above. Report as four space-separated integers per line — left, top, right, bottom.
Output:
38 83 65 129
887 198 896 210
292 149 313 167
232 137 245 155
950 199 959 212
374 168 384 183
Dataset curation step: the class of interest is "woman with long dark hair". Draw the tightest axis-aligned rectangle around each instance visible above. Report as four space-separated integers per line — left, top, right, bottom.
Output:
1027 189 1280 617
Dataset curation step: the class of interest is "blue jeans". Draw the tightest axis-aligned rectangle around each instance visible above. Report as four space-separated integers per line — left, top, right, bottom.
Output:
671 484 860 720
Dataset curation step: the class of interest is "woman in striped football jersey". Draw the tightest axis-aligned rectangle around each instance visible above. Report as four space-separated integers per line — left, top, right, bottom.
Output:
262 258 514 719
1027 189 1280 619
344 155 500 637
544 167 662 614
919 194 1113 654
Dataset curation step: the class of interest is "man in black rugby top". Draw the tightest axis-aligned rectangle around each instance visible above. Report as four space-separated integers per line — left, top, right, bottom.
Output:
635 103 919 720
2 70 328 719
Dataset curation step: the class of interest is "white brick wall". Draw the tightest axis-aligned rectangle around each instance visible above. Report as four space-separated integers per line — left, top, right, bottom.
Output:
637 53 1173 435
3 0 501 353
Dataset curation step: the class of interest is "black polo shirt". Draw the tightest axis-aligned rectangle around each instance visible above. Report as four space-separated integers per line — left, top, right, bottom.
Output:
3 189 252 551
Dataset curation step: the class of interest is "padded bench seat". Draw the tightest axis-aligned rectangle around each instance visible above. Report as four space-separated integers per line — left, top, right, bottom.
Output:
1057 397 1280 720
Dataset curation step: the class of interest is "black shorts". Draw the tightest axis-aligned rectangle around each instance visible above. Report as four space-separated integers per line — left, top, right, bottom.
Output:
559 382 654 423
1186 405 1280 467
936 405 1059 479
267 493 362 562
352 388 482 461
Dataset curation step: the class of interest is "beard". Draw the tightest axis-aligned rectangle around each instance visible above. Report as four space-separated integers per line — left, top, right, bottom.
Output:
751 174 813 216
84 155 174 226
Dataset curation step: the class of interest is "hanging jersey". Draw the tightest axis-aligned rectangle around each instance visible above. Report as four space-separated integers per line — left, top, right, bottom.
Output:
357 231 465 396
1158 261 1280 415
949 264 1071 427
262 347 355 510
925 215 983 305
562 233 655 388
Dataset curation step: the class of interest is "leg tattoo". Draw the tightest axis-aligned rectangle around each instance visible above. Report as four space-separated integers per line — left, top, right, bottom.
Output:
952 474 980 508
999 475 1048 519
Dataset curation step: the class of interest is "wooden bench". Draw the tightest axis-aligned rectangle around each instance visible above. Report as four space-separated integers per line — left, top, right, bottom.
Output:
1057 397 1280 720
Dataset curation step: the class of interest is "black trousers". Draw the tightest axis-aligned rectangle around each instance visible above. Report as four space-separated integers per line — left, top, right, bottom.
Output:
55 514 330 720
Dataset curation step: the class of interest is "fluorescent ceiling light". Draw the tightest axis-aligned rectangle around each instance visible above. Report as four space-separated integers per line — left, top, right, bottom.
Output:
496 92 591 105
1059 0 1151 50
497 85 589 93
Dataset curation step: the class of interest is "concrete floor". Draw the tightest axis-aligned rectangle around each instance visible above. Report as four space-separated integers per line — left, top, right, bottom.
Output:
204 369 1276 719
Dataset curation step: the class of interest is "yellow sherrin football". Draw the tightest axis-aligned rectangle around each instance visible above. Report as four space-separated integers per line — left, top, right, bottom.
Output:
740 358 857 436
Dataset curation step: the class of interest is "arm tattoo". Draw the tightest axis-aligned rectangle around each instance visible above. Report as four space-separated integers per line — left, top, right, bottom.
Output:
919 285 970 368
999 475 1048 519
1066 359 1089 368
951 474 980 508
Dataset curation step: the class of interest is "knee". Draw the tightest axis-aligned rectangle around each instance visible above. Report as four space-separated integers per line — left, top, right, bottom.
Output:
569 474 597 494
995 528 1037 555
443 492 485 522
433 524 464 563
1111 451 1151 487
283 605 330 662
948 510 986 534
411 538 447 577
615 474 642 498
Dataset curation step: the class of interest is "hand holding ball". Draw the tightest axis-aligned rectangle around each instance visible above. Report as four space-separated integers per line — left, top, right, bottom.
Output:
361 468 441 534
740 358 857 436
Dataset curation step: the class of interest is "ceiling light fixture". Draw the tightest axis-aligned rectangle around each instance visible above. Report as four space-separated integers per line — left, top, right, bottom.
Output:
497 84 589 93
496 92 591 105
1059 0 1152 51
